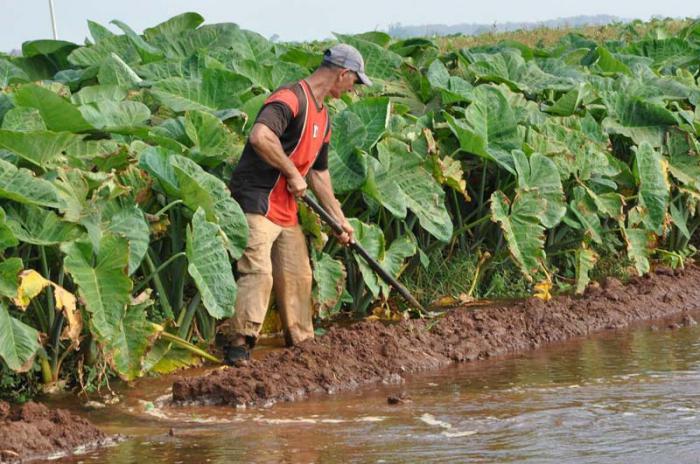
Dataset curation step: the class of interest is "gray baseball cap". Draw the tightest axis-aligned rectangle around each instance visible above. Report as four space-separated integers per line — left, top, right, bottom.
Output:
323 44 373 86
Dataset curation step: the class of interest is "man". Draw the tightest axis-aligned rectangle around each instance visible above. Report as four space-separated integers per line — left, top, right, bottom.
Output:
218 44 372 364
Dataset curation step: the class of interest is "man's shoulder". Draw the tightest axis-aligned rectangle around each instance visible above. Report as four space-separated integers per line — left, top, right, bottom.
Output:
265 81 307 118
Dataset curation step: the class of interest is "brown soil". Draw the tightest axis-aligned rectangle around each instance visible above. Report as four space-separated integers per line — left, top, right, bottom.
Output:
0 401 108 463
172 265 700 407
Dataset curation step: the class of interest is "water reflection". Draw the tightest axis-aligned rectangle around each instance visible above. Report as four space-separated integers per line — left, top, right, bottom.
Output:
58 314 700 463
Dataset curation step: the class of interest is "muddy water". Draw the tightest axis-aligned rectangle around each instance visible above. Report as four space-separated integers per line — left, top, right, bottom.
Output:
52 316 700 464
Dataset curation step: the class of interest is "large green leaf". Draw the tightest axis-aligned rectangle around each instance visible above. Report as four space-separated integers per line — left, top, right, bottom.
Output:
87 20 114 42
142 340 202 375
170 155 248 259
21 40 78 70
511 151 566 228
137 146 180 196
426 60 473 104
97 53 143 87
105 205 150 275
0 58 30 86
328 115 368 194
150 68 252 112
12 84 94 132
467 49 575 94
445 85 521 172
186 208 237 319
143 12 205 41
184 110 238 166
623 227 652 275
78 100 151 131
221 29 275 63
52 168 90 223
329 97 389 193
1 107 47 131
147 23 243 59
110 20 165 64
135 52 215 81
0 208 18 252
568 187 603 244
70 85 128 105
603 94 678 147
625 38 699 68
312 251 346 319
68 35 141 67
575 246 598 294
0 302 41 372
232 59 306 92
0 258 22 298
543 84 585 116
591 46 632 75
490 190 546 281
347 218 417 298
0 93 12 122
63 234 132 341
665 128 700 192
0 129 80 167
4 204 81 246
634 142 670 234
363 138 452 241
335 34 402 80
103 301 158 381
0 159 62 208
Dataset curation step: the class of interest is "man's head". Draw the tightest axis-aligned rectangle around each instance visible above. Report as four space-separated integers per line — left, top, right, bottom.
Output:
319 44 372 98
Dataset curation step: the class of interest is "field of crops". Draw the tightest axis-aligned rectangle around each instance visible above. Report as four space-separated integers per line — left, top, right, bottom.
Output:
1 13 699 397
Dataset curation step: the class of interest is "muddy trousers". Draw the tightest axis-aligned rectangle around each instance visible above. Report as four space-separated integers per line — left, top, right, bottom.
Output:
218 213 314 346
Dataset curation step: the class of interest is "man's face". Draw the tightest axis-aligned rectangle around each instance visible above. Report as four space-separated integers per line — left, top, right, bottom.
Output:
329 69 360 98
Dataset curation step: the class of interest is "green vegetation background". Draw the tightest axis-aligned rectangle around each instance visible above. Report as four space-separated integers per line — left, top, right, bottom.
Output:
1 14 699 400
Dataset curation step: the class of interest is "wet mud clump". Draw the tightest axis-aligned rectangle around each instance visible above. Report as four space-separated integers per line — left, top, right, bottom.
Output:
0 401 107 463
172 266 700 407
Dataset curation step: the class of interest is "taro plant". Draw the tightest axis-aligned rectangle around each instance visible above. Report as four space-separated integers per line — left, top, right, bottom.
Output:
2 14 700 392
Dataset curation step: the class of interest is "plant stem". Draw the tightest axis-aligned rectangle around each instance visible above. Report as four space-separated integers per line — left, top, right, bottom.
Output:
134 252 186 294
452 214 491 241
40 247 55 328
177 293 201 339
151 323 221 364
36 348 53 385
49 313 65 378
154 199 184 217
168 208 186 313
144 250 175 319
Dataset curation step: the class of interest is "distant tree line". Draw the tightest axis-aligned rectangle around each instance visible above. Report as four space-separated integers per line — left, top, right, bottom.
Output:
386 15 626 38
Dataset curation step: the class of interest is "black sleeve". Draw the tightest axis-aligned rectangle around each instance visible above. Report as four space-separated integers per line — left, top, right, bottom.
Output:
254 102 293 137
312 143 329 171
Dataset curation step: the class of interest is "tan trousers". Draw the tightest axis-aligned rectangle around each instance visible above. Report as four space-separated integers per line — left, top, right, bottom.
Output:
219 214 314 346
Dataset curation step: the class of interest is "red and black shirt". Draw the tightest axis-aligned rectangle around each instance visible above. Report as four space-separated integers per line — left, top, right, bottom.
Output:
229 80 331 226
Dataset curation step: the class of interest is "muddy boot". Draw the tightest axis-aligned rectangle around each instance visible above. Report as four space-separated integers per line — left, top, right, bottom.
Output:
217 334 256 366
222 344 250 365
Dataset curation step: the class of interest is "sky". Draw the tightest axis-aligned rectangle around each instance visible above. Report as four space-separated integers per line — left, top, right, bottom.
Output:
1 0 699 51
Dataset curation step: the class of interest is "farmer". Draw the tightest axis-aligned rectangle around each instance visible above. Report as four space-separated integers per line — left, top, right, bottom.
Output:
217 44 372 364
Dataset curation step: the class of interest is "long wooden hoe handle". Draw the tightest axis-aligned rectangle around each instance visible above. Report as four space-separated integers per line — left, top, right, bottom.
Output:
301 194 426 313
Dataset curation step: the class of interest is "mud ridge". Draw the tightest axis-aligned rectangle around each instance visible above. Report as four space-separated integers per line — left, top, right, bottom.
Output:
172 265 700 407
0 401 110 463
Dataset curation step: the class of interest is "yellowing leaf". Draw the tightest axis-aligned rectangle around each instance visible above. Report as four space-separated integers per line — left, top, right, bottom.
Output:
130 289 153 306
432 295 459 307
533 279 553 302
54 285 82 344
13 269 49 309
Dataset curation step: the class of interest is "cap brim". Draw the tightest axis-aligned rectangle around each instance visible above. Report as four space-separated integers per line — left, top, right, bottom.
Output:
357 71 373 86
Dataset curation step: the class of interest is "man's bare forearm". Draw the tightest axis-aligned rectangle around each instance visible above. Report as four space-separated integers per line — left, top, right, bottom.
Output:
308 169 345 222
